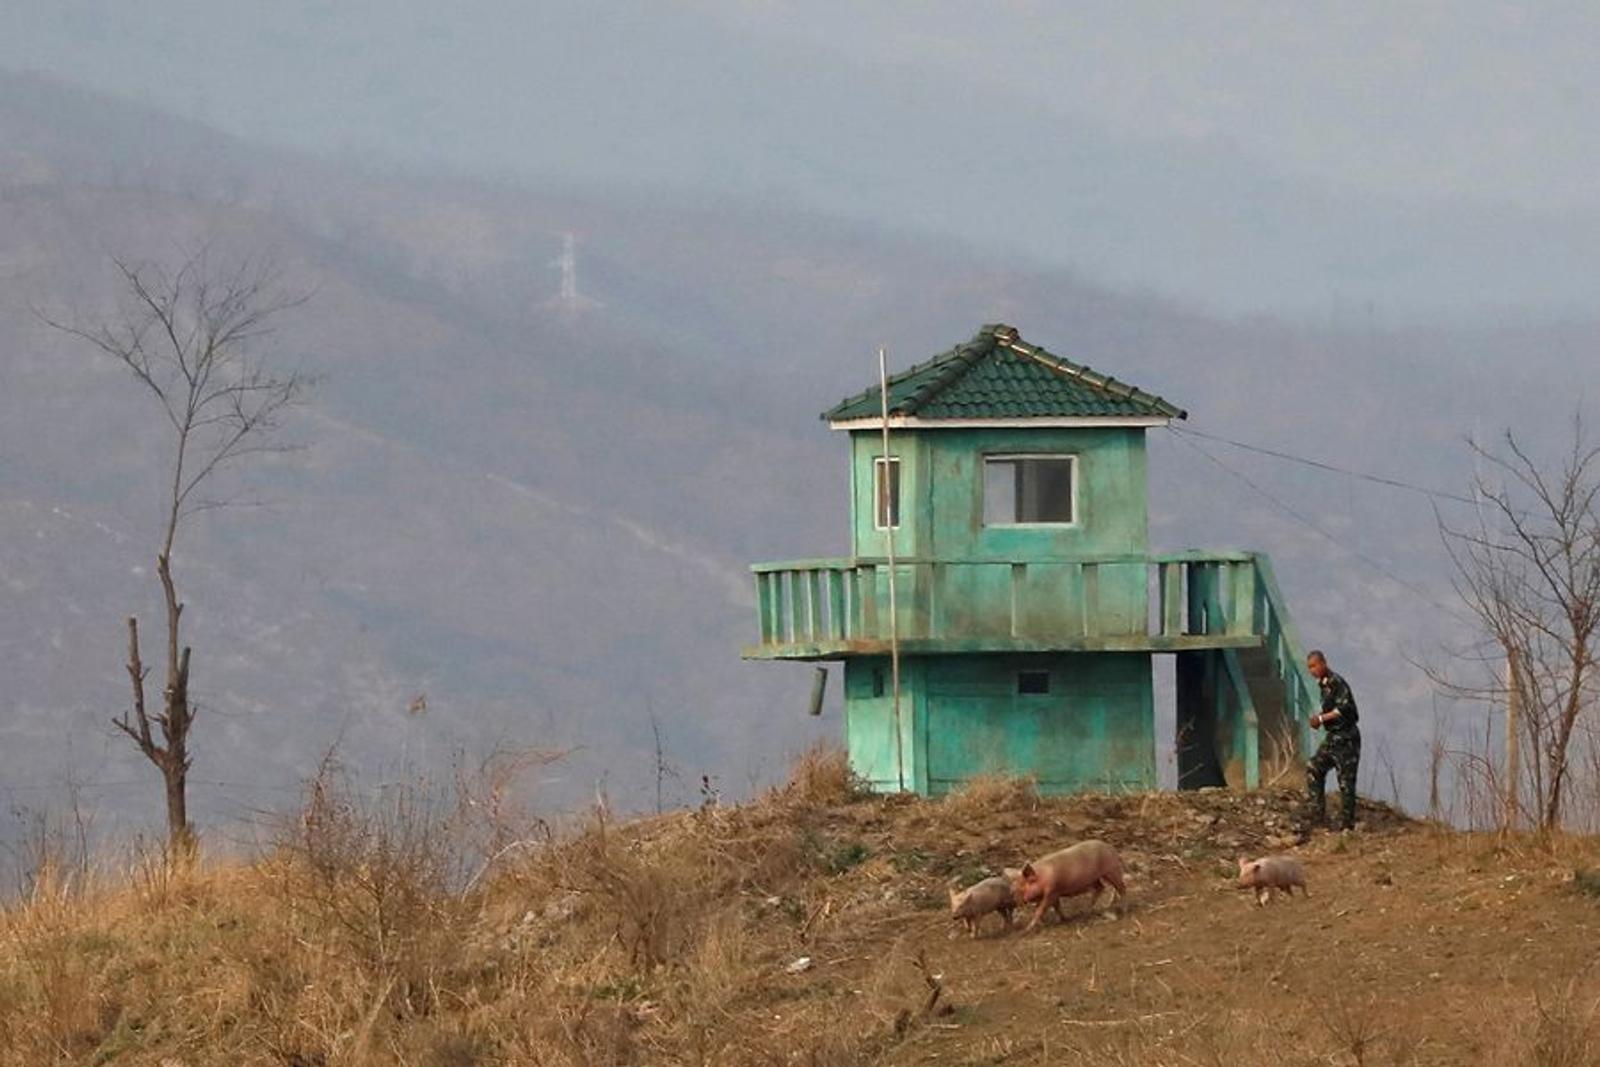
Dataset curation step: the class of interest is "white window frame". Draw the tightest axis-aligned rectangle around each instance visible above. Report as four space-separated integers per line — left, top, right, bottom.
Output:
873 456 902 530
982 453 1079 528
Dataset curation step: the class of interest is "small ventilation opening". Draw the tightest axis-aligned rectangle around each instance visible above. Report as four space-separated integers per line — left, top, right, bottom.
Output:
872 669 886 698
1017 671 1050 695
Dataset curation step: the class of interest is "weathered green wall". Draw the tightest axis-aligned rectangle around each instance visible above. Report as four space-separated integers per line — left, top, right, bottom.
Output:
840 426 1156 795
845 653 1155 794
848 427 1149 560
847 427 1151 648
849 432 927 560
843 656 927 793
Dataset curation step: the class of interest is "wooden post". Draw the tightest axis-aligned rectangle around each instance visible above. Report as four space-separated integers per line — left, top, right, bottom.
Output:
757 572 776 643
772 571 789 644
1160 561 1184 637
1505 644 1521 830
805 569 824 641
879 346 905 793
825 568 846 641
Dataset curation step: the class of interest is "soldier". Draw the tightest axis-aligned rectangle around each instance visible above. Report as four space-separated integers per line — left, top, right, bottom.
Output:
1305 649 1361 831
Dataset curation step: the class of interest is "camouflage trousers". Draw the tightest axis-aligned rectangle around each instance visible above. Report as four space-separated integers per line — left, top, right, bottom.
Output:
1306 727 1361 830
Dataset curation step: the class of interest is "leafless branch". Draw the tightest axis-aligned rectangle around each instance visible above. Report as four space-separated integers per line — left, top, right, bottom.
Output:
42 246 314 850
1434 416 1600 831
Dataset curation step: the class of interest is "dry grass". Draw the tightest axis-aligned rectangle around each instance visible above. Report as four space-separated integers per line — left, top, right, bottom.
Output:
5 770 1600 1064
0 743 929 1064
773 739 863 809
938 772 1039 825
1480 980 1600 1067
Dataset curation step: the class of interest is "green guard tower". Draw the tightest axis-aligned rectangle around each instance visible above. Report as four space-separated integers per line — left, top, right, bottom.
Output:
744 324 1322 795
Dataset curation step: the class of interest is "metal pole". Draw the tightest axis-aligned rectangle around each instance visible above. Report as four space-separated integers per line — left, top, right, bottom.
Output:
808 666 829 717
879 346 905 793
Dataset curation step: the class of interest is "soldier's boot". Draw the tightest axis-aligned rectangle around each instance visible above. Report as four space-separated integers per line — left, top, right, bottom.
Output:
1337 768 1359 832
1304 753 1333 829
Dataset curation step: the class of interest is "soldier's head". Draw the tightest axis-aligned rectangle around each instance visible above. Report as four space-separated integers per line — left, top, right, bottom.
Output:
1306 650 1330 679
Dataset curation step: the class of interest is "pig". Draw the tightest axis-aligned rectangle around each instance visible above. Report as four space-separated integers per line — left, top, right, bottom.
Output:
947 875 1017 937
1236 855 1308 906
1009 839 1126 932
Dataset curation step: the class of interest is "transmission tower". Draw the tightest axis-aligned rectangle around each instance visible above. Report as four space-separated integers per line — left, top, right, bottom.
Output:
548 232 601 317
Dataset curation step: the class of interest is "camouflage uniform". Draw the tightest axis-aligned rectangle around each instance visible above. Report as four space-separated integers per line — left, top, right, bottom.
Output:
1306 671 1361 830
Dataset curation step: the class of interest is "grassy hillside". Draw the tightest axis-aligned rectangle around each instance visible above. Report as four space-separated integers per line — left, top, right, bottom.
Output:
4 756 1598 1065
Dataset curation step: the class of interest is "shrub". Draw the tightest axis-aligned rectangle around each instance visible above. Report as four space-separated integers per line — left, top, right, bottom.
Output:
938 773 1039 824
781 741 863 808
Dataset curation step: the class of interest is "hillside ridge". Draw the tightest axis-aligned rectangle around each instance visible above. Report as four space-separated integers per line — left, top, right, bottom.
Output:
4 759 1597 1065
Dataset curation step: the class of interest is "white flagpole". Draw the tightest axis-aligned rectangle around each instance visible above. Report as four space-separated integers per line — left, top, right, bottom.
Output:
878 346 905 793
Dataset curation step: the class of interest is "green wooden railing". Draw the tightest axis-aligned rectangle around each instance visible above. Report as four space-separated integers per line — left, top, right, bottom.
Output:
1252 554 1322 769
1185 553 1320 781
754 552 1244 645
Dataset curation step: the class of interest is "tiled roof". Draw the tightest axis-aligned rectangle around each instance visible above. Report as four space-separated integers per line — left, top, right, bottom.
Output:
822 324 1186 423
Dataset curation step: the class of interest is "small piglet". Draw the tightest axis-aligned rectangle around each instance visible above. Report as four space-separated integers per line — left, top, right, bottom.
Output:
1010 839 1126 932
1236 855 1308 906
948 875 1016 937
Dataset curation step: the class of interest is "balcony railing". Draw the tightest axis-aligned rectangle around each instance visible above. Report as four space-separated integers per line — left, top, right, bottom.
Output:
749 552 1265 651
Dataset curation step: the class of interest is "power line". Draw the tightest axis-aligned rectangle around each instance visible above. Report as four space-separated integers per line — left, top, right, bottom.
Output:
1169 425 1477 505
1172 430 1472 623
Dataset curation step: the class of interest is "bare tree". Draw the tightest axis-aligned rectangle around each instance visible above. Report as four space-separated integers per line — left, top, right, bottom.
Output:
1433 417 1600 832
647 700 681 815
41 249 311 851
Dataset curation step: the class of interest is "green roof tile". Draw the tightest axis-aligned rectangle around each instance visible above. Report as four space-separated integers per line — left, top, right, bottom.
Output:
822 324 1186 423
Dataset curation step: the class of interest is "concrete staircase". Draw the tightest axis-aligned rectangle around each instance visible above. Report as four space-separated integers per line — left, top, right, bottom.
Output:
1174 553 1318 791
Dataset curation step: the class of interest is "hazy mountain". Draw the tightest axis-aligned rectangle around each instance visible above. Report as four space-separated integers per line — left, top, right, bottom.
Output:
2 73 1598 852
5 5 1600 319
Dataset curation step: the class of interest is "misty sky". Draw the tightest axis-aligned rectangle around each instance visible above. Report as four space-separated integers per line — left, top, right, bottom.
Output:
5 2 1599 316
735 2 1600 213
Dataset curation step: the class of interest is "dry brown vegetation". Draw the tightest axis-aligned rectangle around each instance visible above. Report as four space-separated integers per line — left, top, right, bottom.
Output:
4 751 1600 1065
939 774 1040 827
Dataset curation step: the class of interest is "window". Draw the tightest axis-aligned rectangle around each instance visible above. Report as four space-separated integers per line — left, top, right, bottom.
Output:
873 456 901 529
872 668 886 698
984 454 1075 525
1017 671 1051 695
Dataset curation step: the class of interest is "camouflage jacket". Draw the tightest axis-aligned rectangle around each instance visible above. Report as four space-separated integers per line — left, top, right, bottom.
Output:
1318 671 1359 733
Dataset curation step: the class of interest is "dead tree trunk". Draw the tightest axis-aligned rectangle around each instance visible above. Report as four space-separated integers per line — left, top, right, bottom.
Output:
116 616 195 852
